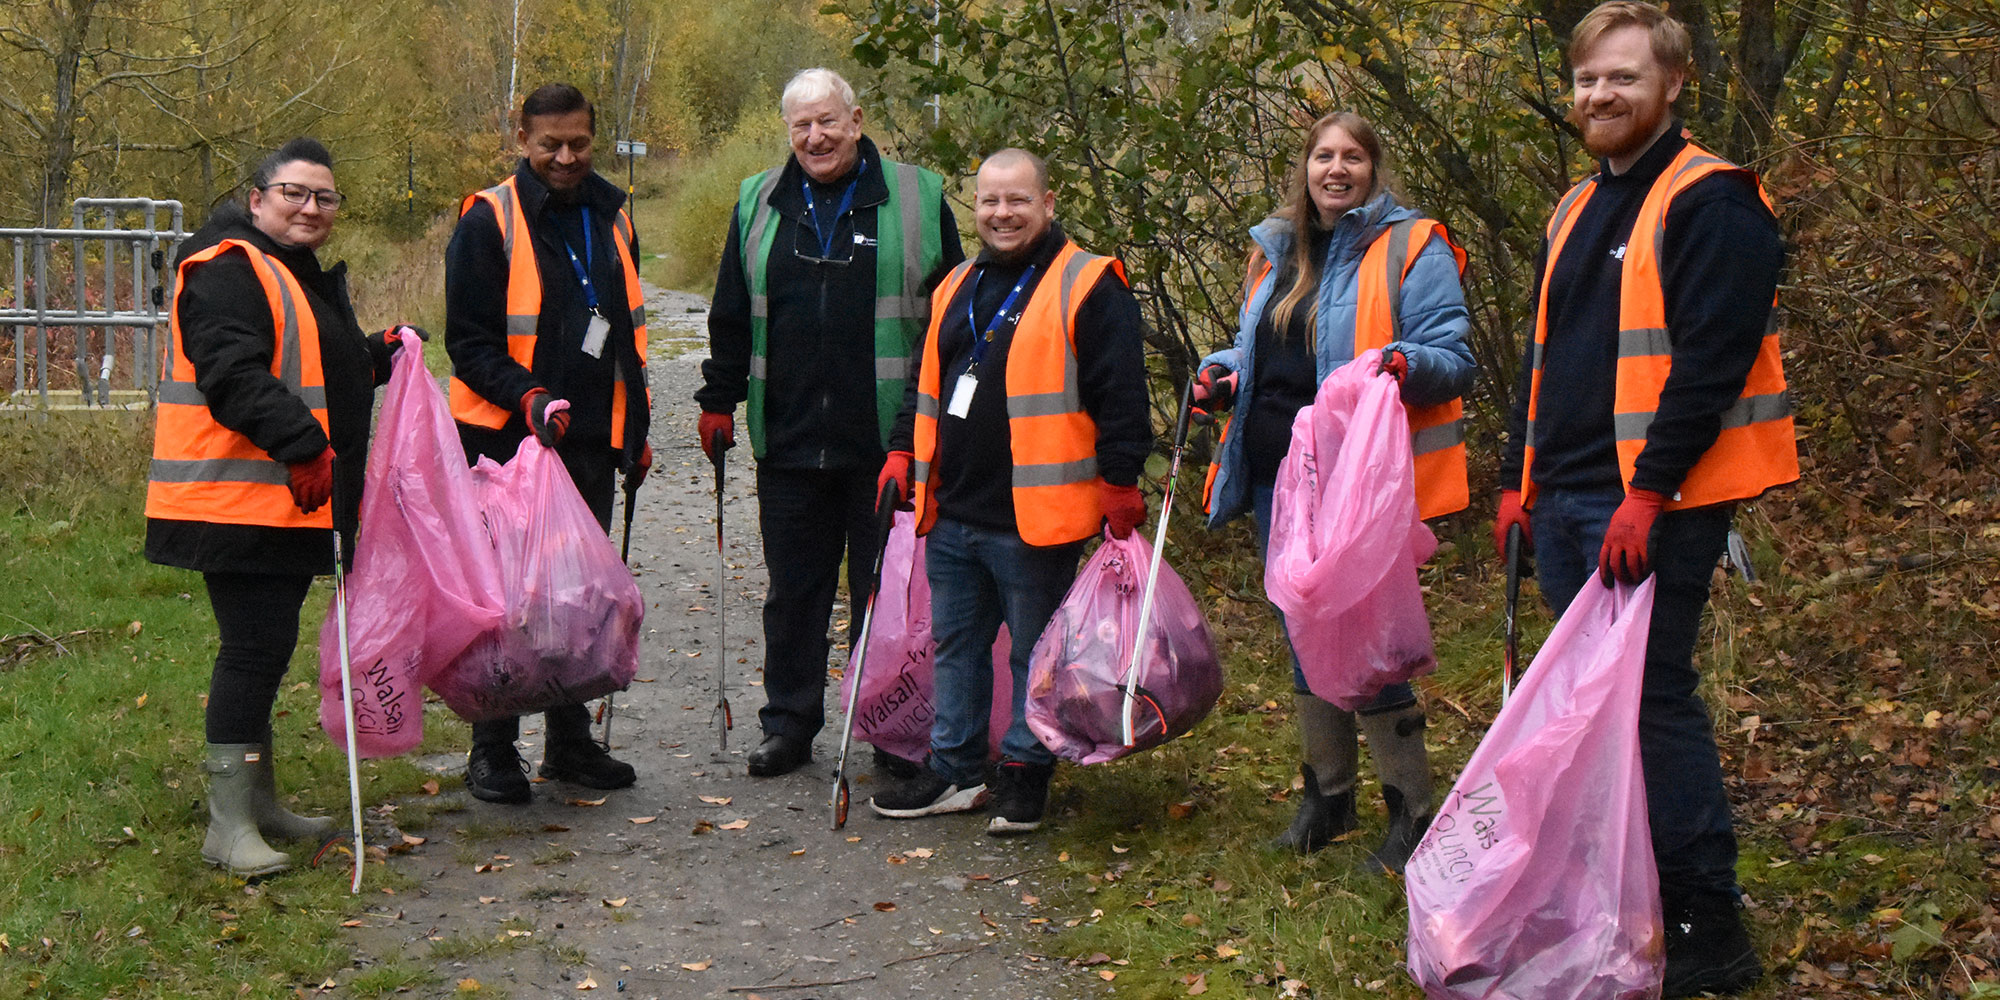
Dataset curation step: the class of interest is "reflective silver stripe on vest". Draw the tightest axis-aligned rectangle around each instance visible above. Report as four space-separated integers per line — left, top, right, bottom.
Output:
1007 391 1072 418
876 357 910 380
913 458 932 480
874 296 930 320
1383 219 1416 337
1547 178 1596 240
488 183 519 259
1618 326 1672 358
630 305 646 331
742 169 787 322
749 356 768 378
255 253 305 389
506 313 537 338
1013 456 1098 488
1412 419 1464 456
1613 390 1790 442
148 456 289 485
1651 155 1732 251
158 381 329 411
891 161 929 324
915 392 938 418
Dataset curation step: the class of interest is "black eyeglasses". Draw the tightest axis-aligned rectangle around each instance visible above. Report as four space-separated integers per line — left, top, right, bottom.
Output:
791 216 853 267
261 182 344 211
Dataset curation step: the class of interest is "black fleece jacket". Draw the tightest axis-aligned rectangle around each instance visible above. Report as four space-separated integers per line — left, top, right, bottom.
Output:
145 203 392 576
696 136 962 471
888 222 1152 536
1501 124 1784 498
446 161 649 466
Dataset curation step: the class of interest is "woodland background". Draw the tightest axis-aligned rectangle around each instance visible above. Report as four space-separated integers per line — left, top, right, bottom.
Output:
2 0 1997 996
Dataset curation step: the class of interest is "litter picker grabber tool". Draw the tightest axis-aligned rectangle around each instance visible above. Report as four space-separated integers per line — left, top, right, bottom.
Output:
1122 380 1196 747
330 519 365 894
831 479 903 828
710 429 733 752
1502 522 1524 707
594 468 642 751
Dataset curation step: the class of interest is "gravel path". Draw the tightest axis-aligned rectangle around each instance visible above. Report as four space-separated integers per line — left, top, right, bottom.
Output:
335 283 1107 1000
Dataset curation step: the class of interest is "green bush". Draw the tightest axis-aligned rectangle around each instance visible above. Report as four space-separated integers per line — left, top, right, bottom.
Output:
645 115 788 293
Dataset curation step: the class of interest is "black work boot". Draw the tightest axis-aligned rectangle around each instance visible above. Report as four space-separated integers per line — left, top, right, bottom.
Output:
465 741 531 804
1662 887 1762 997
1358 703 1433 875
540 704 637 789
1272 695 1360 853
986 760 1055 836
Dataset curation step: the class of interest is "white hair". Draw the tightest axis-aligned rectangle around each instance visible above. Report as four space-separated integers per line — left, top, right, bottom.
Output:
780 68 857 117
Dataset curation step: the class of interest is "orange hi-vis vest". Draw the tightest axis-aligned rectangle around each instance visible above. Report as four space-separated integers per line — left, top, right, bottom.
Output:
146 240 331 529
912 240 1127 547
1521 139 1798 511
1203 219 1470 520
447 174 650 447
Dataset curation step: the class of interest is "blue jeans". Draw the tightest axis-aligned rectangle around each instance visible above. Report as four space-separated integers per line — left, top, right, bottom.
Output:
1530 486 1740 897
923 517 1082 785
1250 482 1416 711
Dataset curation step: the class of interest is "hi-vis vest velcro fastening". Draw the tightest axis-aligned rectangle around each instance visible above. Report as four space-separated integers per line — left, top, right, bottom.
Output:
1201 219 1470 520
912 241 1126 547
146 239 331 529
735 158 946 457
447 175 650 447
1522 140 1798 511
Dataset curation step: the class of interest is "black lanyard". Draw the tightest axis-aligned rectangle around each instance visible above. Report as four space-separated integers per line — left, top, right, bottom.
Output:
560 205 598 312
801 162 865 260
965 265 1037 371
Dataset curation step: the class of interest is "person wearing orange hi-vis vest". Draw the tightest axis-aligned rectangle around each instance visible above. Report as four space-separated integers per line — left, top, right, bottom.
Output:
1193 112 1474 876
870 149 1152 836
1494 4 1796 995
146 137 419 875
445 83 652 806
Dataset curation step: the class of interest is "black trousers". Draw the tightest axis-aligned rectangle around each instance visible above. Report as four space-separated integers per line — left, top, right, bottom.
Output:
204 571 316 745
470 440 618 748
755 465 884 742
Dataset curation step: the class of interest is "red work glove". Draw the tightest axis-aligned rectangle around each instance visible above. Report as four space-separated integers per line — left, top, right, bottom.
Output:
1100 481 1146 539
877 450 914 511
1598 488 1668 585
287 446 335 513
521 389 569 447
382 325 429 347
698 411 735 460
1379 347 1409 382
1494 489 1533 565
628 441 653 488
1191 364 1238 424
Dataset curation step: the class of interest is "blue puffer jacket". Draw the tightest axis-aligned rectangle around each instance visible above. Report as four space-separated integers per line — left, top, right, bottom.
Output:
1202 190 1475 529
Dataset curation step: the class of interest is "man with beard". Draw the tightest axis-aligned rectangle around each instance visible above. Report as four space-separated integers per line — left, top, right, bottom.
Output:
1494 2 1795 995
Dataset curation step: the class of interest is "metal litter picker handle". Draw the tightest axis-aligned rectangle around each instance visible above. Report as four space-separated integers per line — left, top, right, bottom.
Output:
831 480 903 828
1122 380 1196 747
330 527 364 894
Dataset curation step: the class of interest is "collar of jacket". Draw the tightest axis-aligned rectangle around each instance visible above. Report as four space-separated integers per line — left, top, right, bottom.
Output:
1247 187 1413 267
973 219 1069 271
1595 117 1690 186
768 135 891 221
508 158 631 221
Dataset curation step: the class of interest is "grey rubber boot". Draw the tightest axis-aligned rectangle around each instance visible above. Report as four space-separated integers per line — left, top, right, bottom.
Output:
1358 704 1434 874
1272 695 1360 853
202 744 291 876
249 744 334 842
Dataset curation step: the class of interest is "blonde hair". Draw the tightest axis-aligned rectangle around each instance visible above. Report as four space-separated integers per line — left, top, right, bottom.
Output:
1568 1 1693 76
1266 111 1387 341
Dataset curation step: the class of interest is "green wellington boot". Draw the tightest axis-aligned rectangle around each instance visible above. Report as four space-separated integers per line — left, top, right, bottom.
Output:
1358 703 1434 875
202 744 291 876
1273 695 1360 853
249 744 335 842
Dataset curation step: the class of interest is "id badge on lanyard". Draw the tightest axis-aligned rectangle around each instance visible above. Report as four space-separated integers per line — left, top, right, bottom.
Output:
947 265 1036 419
565 206 612 358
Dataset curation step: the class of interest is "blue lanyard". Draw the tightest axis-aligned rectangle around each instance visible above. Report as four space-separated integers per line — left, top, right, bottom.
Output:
561 205 598 311
965 265 1037 369
801 161 866 259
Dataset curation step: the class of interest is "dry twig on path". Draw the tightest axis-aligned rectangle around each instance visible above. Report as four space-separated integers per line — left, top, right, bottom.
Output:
726 972 877 992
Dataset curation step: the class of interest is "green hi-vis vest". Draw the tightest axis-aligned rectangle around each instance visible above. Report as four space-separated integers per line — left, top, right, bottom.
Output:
735 157 946 457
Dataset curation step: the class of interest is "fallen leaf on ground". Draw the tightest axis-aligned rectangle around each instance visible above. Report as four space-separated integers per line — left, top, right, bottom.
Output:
719 818 749 831
1078 953 1111 966
903 847 934 859
887 854 908 865
339 919 362 927
680 959 712 971
1186 972 1208 995
421 780 440 795
691 819 715 834
1167 800 1195 820
873 901 897 912
1112 845 1129 853
628 816 657 825
1098 970 1118 981
568 797 607 807
134 694 148 708
478 897 500 904
603 898 627 908
576 975 597 990
698 795 732 805
1215 944 1241 958
455 978 479 992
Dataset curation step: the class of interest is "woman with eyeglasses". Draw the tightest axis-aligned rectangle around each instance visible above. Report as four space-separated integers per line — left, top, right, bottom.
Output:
1194 112 1475 874
145 137 421 875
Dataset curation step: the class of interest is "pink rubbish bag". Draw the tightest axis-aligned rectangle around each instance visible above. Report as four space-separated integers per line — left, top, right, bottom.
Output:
1265 353 1437 709
319 336 506 757
836 511 1011 763
428 409 645 722
1025 532 1223 765
1406 578 1662 1000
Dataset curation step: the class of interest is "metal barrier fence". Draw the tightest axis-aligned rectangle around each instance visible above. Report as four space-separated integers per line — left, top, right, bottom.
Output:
1 198 189 411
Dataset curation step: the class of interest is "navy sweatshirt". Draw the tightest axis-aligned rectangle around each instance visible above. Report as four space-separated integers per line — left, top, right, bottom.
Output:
1501 124 1784 498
